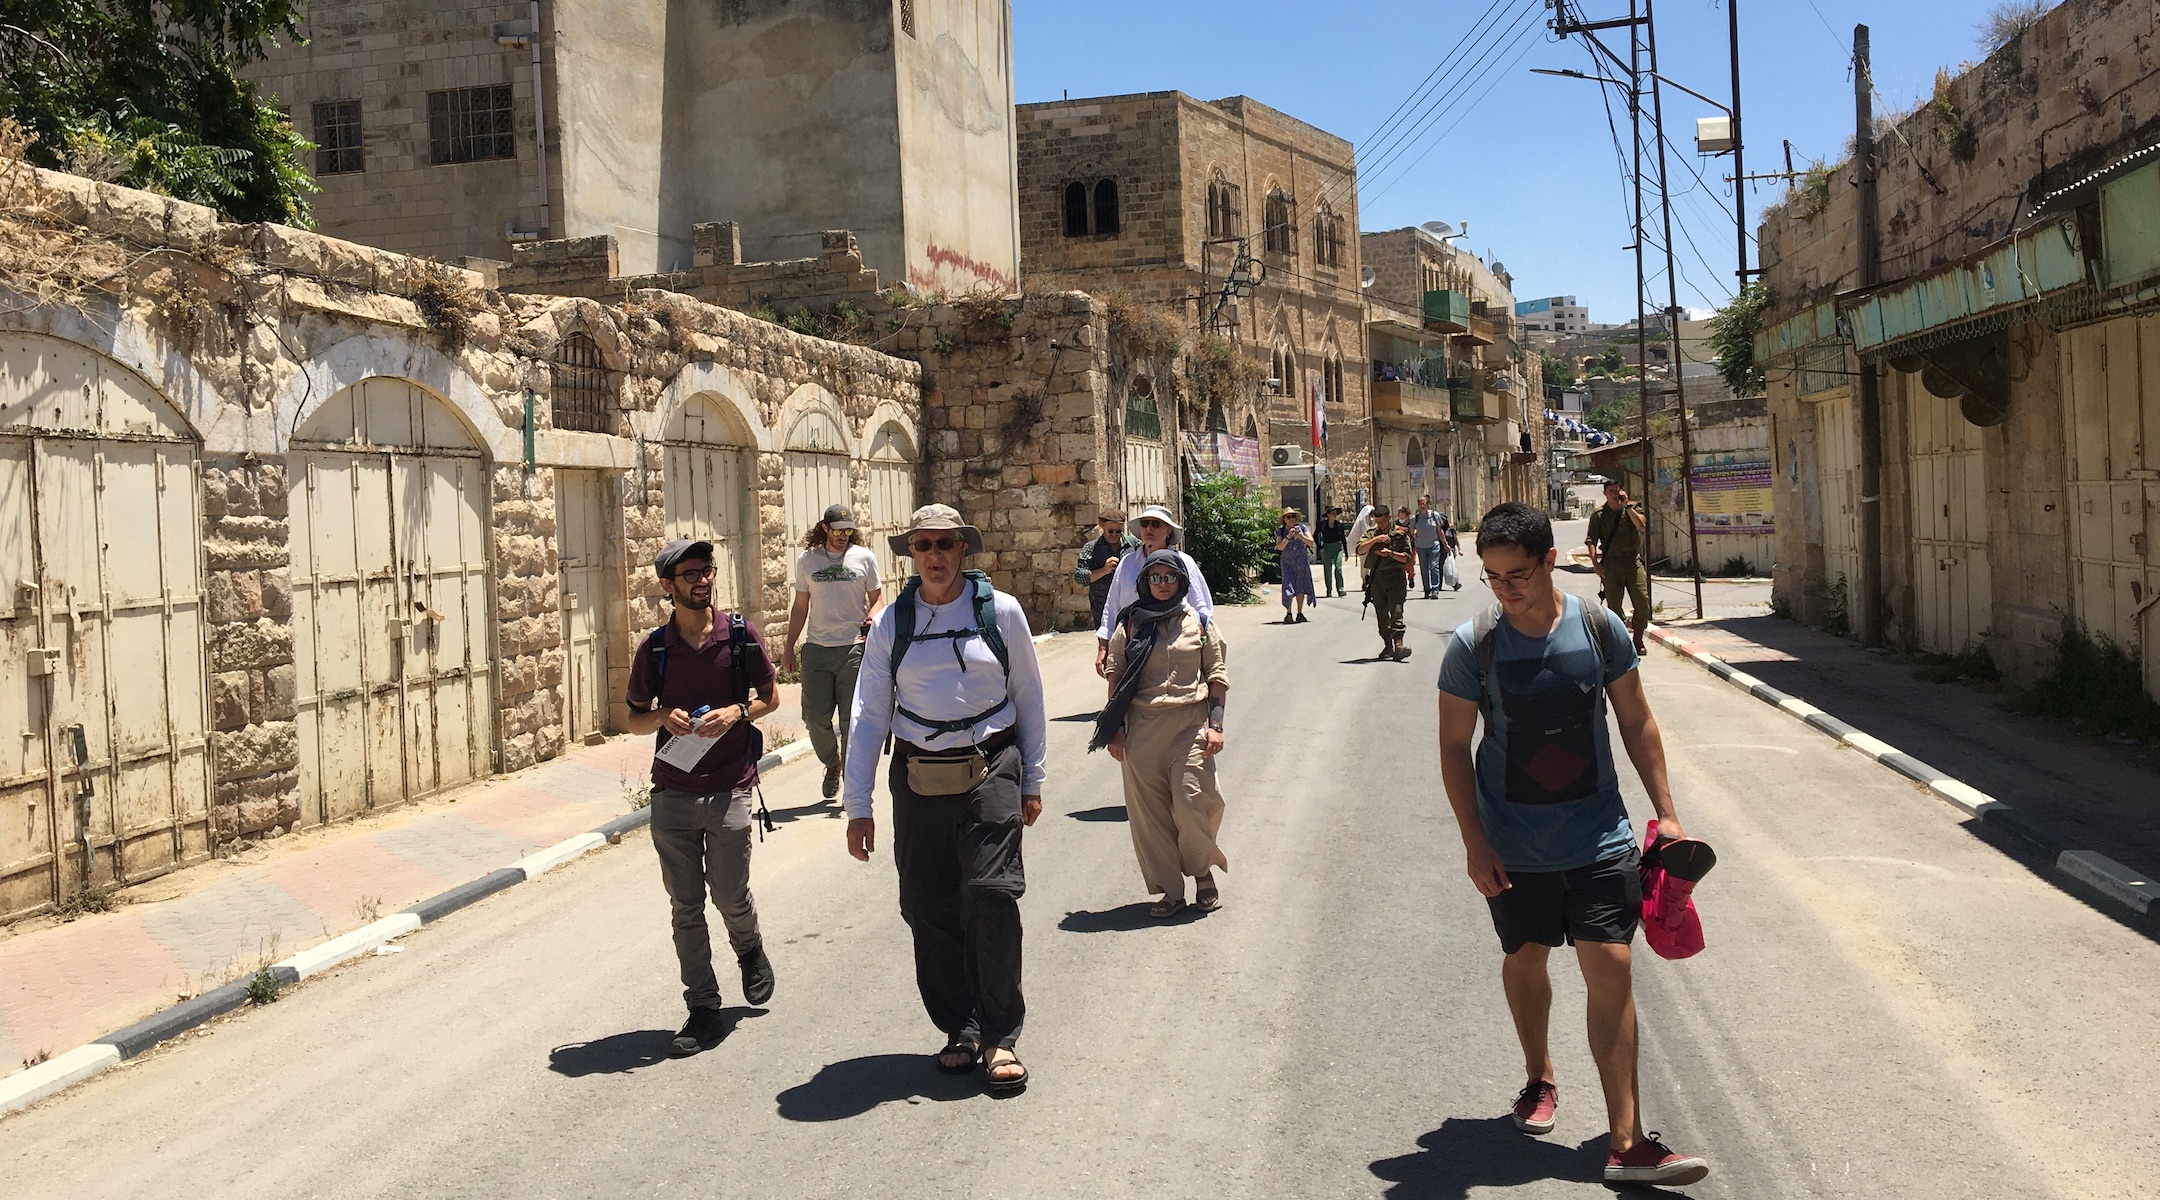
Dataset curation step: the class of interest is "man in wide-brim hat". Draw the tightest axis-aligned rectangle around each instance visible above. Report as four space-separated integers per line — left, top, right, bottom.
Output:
844 504 1047 1093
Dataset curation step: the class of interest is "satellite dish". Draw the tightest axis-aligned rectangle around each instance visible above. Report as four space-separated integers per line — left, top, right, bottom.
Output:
1360 267 1377 289
1491 262 1508 275
1421 220 1455 236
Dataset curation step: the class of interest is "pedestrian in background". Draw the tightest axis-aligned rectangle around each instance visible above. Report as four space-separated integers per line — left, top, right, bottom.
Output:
1347 503 1376 587
1075 508 1138 631
626 539 780 1058
1358 509 1414 661
1275 508 1316 623
1095 504 1214 677
1440 511 1464 592
844 504 1048 1093
1317 505 1350 597
1094 551 1230 917
1410 495 1446 599
1435 502 1708 1188
1587 481 1651 653
782 504 882 803
1395 506 1417 592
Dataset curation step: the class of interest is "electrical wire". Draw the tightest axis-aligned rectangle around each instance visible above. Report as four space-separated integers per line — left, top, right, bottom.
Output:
1361 14 1549 207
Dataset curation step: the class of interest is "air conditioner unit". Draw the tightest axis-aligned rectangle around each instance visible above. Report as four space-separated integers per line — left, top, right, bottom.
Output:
1270 445 1309 468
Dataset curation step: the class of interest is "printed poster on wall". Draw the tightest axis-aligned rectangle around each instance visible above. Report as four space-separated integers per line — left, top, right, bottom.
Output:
1689 456 1775 535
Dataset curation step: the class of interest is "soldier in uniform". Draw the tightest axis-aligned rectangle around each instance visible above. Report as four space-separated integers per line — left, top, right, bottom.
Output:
1358 508 1416 661
1586 481 1652 654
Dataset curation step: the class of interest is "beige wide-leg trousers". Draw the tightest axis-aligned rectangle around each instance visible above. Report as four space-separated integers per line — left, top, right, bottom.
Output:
1119 702 1228 904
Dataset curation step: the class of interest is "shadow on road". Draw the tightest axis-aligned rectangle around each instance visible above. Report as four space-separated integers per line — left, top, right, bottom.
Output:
1058 902 1205 932
1371 1119 1688 1197
1066 805 1127 823
549 1008 767 1076
1052 710 1102 723
775 1054 983 1119
764 797 845 826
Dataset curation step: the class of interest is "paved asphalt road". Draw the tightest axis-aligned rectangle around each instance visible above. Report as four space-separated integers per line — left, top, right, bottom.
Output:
4 523 2155 1199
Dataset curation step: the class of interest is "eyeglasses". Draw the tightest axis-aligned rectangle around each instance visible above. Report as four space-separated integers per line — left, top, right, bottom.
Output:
1481 567 1539 589
909 537 960 554
673 565 717 582
1135 519 1167 529
1144 572 1180 585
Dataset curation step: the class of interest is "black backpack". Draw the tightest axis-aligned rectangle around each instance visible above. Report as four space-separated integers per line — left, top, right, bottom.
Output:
641 613 775 834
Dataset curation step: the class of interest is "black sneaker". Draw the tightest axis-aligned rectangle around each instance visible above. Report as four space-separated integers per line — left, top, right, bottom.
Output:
671 1005 729 1057
822 760 841 799
739 945 775 1006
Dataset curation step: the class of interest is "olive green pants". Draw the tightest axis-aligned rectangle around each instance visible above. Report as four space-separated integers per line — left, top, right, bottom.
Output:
1600 559 1651 637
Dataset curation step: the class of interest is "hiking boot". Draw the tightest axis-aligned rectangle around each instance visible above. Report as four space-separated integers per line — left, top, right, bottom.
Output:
822 760 841 799
670 1005 729 1057
1511 1080 1558 1133
1378 641 1397 661
1394 641 1413 661
739 944 775 1006
1605 1133 1709 1186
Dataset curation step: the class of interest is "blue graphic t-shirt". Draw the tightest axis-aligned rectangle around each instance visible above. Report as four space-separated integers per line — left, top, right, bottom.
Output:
1436 593 1639 872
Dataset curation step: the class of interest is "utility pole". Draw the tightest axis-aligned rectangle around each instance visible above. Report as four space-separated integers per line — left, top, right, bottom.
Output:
1627 1 1657 602
1728 0 1747 285
1646 0 1705 617
1853 24 1884 646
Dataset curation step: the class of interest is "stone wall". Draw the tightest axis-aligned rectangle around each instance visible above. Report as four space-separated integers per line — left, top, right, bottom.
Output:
201 458 299 840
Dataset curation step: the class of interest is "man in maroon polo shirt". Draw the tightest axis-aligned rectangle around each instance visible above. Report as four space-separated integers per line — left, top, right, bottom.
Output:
626 538 781 1057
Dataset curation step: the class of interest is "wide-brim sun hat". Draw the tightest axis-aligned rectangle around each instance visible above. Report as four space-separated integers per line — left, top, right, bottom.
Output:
890 503 985 558
1133 503 1183 544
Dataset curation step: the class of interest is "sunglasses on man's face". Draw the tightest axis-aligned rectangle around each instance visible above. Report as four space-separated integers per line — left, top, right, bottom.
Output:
910 537 960 554
1144 572 1180 585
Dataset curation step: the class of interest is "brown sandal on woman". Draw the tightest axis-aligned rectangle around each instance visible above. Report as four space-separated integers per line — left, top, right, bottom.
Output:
1149 897 1184 918
1195 876 1221 911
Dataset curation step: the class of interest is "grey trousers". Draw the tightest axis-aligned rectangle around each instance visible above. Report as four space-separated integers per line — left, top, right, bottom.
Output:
651 787 761 1010
799 640 864 769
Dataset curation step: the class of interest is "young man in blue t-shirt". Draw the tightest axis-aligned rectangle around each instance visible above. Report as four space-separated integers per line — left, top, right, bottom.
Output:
1435 502 1709 1188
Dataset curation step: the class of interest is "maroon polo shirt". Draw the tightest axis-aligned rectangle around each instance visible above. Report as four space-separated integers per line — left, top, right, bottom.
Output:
625 614 777 794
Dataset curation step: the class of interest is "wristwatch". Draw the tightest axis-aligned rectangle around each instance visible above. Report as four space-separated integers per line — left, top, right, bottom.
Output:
736 701 750 723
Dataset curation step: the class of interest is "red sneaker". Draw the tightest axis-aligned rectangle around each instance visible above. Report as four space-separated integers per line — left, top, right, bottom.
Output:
1605 1133 1709 1186
1510 1079 1558 1133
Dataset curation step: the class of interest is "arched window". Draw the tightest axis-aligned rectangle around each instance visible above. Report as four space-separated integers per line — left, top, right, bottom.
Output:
552 333 612 432
1124 379 1162 440
1207 174 1241 238
1093 178 1120 235
1063 181 1089 237
1314 205 1345 268
1263 188 1296 255
1325 354 1345 407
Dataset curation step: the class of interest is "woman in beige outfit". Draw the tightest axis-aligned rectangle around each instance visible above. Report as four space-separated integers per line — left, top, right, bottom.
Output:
1093 550 1230 918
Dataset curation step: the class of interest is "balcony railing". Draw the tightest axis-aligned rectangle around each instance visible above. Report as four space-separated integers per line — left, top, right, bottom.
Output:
1459 314 1496 346
1373 359 1449 389
1371 379 1452 425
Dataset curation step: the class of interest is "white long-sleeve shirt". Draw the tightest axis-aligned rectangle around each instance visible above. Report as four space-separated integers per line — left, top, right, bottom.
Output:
843 586 1048 819
1094 549 1215 641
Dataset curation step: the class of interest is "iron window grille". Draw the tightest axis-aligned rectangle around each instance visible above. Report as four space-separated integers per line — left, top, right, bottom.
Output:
1207 179 1243 238
900 0 916 37
313 100 364 175
551 335 613 433
427 85 516 165
1125 390 1163 440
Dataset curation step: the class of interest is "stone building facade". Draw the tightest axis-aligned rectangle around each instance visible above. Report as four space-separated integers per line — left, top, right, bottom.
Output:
0 164 924 919
1751 0 2160 699
1015 92 1372 507
242 0 1020 291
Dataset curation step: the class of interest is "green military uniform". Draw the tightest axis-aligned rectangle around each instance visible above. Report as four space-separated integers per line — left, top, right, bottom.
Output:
1588 502 1651 642
1363 525 1414 658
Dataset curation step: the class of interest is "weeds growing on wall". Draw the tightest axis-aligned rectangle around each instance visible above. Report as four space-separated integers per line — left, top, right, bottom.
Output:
2012 617 2160 741
1821 574 1851 637
1186 335 1267 423
1180 472 1276 604
52 879 119 920
1798 162 1835 221
1100 288 1183 362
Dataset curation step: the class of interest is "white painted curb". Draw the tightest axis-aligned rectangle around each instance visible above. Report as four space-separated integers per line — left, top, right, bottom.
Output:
0 1044 121 1116
771 738 817 766
1927 778 2003 818
279 913 423 980
510 832 606 879
2057 851 2156 915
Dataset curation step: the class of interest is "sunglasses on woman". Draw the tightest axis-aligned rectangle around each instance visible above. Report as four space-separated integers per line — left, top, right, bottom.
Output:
1144 572 1180 585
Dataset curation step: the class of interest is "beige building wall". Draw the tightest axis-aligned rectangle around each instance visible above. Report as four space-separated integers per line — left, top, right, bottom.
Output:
551 0 667 271
893 0 1021 292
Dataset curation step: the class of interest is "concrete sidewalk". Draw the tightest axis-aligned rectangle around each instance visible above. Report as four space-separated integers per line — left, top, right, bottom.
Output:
1656 613 2160 885
0 692 822 1076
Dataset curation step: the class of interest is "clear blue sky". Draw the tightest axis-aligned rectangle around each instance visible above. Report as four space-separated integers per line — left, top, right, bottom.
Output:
1014 0 2033 322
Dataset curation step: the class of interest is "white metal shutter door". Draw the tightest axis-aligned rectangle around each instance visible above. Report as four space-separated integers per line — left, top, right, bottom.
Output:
0 438 52 914
1904 376 1993 654
784 452 850 550
1813 392 1861 603
1124 438 1166 508
663 441 747 614
865 427 915 590
556 469 609 741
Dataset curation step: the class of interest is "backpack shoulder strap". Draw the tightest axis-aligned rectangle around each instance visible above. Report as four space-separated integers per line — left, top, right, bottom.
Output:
1471 604 1501 722
968 570 1010 677
1580 594 1616 683
642 623 671 707
888 576 923 677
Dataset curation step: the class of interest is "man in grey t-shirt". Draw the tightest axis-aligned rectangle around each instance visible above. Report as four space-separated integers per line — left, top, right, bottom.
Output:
1409 495 1446 599
783 505 883 801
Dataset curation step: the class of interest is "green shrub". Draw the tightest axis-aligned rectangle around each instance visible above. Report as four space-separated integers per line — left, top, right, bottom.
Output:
1179 472 1276 604
1915 642 2000 685
1821 574 1850 637
2013 617 2160 741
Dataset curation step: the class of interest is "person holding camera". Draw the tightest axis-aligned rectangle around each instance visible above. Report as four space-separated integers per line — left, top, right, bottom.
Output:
1587 480 1651 654
626 539 780 1058
844 504 1048 1093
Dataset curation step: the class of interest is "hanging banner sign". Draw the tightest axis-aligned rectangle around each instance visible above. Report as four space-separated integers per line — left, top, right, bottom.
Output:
1689 457 1775 535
